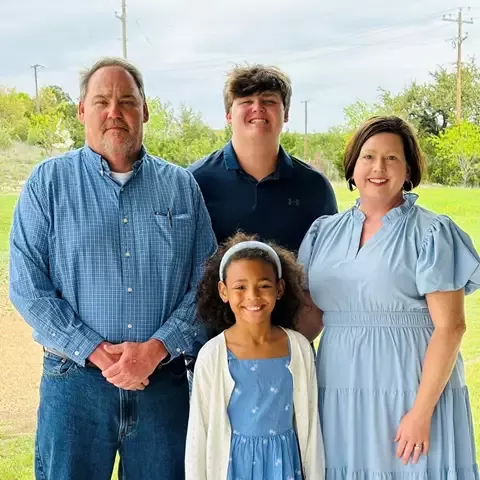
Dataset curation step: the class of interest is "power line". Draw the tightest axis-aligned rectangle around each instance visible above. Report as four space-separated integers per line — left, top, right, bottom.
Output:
443 7 474 124
134 19 154 49
147 21 449 76
134 9 451 75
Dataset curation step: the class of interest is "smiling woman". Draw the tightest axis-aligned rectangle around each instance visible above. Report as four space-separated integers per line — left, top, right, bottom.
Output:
345 115 423 194
353 132 408 197
298 115 480 478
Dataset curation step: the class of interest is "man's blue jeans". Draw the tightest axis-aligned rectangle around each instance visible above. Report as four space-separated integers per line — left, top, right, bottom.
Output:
35 352 189 480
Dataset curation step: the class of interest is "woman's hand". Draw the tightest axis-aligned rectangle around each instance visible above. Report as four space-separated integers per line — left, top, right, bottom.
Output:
395 290 466 466
296 291 323 342
394 408 432 465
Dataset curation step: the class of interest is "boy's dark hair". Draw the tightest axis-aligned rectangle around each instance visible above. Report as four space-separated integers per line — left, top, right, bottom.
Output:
344 115 424 192
223 64 292 116
196 232 305 335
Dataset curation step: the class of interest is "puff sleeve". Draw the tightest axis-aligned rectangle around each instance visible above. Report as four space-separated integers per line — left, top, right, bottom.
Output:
298 219 321 289
416 215 480 296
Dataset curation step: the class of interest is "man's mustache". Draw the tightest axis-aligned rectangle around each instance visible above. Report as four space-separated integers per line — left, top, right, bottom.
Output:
103 120 129 132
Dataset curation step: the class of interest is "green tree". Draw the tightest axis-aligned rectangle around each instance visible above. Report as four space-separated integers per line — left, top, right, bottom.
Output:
280 130 303 156
175 105 223 165
429 122 480 186
312 129 349 179
343 100 378 131
0 87 35 142
27 113 69 155
222 124 232 142
0 126 12 149
339 59 480 185
41 86 85 147
144 98 222 166
342 60 480 137
144 98 179 159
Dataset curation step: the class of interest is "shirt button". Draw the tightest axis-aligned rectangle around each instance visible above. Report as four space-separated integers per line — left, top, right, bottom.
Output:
127 324 132 329
127 287 133 293
52 333 56 337
123 218 128 224
120 187 124 192
74 351 79 356
125 252 131 257
176 348 181 353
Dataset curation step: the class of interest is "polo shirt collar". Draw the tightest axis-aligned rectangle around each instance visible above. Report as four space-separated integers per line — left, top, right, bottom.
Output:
223 140 293 179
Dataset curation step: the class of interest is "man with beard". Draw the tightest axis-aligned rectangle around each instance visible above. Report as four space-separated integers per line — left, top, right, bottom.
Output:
9 57 216 480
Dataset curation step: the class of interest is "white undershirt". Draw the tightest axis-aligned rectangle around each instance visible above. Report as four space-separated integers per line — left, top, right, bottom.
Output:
110 170 134 186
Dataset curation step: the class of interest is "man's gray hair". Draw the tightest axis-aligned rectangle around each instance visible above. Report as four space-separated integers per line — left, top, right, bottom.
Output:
79 57 146 101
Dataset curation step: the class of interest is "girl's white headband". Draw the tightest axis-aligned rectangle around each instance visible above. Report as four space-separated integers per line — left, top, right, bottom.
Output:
219 241 282 282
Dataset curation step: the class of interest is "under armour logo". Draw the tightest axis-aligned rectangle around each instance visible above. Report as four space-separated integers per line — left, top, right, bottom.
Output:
288 198 300 206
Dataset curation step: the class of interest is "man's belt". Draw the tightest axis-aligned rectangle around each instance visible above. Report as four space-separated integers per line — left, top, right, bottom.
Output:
43 347 98 368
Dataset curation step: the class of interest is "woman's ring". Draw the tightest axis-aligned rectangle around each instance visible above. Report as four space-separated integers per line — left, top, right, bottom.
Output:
414 443 423 449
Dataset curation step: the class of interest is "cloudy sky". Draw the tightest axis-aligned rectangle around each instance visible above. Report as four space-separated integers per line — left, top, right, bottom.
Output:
1 0 479 132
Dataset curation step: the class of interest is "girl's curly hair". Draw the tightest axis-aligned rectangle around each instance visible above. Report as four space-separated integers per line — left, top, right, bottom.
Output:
196 232 305 335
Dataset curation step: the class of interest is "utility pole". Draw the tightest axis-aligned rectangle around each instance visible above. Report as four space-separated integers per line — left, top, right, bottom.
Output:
301 100 309 160
115 0 127 59
443 8 473 124
30 64 44 113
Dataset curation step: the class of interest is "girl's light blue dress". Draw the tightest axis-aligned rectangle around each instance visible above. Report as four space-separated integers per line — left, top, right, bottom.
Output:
298 193 480 479
227 348 304 480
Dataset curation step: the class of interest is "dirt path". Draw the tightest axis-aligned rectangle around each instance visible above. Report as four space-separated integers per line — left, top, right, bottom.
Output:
0 295 42 436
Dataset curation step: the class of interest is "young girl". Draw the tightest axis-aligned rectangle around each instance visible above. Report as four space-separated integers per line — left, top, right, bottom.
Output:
186 233 325 480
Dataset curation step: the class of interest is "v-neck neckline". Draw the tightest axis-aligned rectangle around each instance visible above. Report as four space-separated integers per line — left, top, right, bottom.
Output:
348 213 386 260
346 193 418 261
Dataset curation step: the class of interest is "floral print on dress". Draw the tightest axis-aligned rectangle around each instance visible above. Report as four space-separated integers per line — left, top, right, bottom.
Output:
226 345 304 480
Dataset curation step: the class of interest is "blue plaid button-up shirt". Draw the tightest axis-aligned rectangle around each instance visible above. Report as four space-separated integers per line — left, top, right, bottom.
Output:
9 146 217 365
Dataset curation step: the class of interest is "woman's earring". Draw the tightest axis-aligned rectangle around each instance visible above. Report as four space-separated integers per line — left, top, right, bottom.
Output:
403 179 414 192
347 178 357 191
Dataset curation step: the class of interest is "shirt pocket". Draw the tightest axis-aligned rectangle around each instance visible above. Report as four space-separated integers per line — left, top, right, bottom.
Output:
153 211 191 230
151 211 195 267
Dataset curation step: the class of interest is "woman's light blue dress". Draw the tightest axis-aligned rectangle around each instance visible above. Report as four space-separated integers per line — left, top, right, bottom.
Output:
298 193 480 479
227 348 304 480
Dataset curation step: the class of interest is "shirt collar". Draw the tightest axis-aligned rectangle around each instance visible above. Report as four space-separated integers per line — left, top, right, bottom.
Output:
223 140 293 179
353 192 418 224
84 144 147 175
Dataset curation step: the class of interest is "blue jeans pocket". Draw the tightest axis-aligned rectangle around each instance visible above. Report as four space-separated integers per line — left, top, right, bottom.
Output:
43 353 78 377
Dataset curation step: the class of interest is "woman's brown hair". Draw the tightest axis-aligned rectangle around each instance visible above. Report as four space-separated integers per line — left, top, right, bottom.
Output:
344 115 424 191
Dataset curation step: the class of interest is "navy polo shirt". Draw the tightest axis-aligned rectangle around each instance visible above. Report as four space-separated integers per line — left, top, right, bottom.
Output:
188 141 338 252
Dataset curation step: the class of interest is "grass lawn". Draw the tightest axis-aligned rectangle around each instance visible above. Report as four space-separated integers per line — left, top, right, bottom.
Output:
0 195 17 289
1 185 479 478
0 435 34 480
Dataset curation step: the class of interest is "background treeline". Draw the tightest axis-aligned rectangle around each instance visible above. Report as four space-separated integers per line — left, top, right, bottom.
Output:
1 60 479 186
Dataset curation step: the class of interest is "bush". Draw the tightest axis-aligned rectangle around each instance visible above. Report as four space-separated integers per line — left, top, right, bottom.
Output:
0 128 12 150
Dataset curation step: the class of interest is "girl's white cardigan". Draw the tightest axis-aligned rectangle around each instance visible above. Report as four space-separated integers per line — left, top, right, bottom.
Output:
185 328 325 479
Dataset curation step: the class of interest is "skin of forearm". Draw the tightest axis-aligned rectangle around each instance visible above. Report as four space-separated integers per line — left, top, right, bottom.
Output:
296 292 324 342
412 324 466 417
